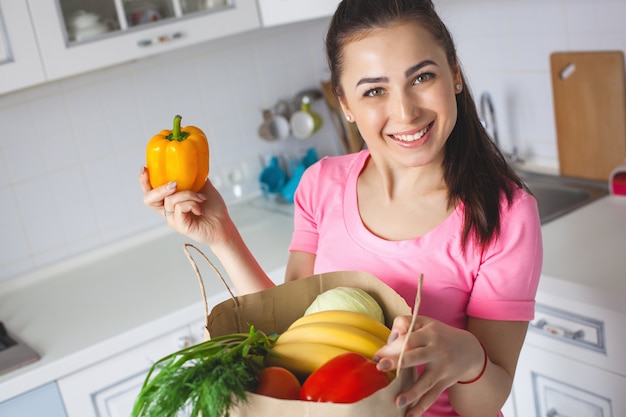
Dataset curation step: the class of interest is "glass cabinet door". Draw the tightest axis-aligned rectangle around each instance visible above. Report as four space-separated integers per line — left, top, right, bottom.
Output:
179 0 227 15
54 0 233 44
56 0 121 43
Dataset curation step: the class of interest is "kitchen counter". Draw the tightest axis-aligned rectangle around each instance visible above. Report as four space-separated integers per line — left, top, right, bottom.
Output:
1 194 625 404
0 199 294 402
539 195 626 314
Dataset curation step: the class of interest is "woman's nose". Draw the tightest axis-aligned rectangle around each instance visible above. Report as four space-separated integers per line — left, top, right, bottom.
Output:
391 91 420 122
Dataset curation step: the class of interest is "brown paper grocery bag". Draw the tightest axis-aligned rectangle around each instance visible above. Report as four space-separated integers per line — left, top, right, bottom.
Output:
184 244 417 417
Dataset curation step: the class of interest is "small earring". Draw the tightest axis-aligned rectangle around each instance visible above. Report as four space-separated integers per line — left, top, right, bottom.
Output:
345 115 352 122
455 84 462 91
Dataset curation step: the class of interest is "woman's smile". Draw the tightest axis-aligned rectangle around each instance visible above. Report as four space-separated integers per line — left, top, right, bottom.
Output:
389 122 433 144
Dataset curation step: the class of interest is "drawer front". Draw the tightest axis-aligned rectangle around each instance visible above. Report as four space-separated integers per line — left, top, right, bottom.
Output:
514 343 626 417
526 291 626 376
530 303 605 353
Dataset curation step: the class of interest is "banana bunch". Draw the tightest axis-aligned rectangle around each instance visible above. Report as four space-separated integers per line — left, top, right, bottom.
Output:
265 310 391 378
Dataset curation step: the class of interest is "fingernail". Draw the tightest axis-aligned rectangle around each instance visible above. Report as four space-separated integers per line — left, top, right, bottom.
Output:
140 166 146 175
377 358 392 372
166 181 177 190
198 193 207 200
397 396 408 408
387 330 399 344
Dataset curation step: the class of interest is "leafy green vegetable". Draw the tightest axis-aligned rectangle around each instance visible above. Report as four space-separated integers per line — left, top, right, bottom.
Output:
131 325 277 417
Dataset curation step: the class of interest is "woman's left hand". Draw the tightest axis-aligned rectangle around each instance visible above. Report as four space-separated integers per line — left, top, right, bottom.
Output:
373 315 485 415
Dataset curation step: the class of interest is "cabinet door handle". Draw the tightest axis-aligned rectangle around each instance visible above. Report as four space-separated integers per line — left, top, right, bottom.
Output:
532 318 585 340
546 408 568 417
176 336 194 349
137 31 185 47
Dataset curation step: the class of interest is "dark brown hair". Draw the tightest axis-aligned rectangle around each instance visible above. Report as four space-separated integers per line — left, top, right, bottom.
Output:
326 0 525 251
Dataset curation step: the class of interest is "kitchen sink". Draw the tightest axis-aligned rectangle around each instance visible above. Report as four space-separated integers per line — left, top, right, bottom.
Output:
516 169 609 224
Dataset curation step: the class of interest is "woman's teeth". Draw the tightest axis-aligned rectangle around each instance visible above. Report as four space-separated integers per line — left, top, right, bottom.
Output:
393 125 430 142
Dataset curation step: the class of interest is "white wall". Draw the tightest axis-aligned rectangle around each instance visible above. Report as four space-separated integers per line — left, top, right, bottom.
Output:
1 0 625 281
437 0 626 167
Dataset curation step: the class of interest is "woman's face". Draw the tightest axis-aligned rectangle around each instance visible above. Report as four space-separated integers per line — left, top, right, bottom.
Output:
338 21 461 169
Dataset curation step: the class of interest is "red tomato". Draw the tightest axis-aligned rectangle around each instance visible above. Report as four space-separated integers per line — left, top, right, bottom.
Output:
253 366 301 400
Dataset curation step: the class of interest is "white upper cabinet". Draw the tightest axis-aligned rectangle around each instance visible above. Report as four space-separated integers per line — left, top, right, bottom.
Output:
257 0 340 27
26 0 261 81
1 0 338 95
0 0 46 95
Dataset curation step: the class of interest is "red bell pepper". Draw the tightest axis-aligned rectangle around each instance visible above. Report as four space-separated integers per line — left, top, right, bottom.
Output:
299 352 392 403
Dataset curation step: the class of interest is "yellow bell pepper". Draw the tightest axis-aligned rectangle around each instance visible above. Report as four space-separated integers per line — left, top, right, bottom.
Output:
146 115 209 192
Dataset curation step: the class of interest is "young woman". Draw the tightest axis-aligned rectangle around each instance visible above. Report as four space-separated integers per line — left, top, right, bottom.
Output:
140 1 542 416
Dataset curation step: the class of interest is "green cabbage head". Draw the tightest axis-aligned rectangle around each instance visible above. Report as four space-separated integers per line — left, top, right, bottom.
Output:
304 287 385 323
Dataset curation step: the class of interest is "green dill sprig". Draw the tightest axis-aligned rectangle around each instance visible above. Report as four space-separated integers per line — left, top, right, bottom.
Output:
131 325 277 417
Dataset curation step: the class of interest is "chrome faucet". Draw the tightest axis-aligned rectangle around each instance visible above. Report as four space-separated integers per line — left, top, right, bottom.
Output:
478 91 522 164
479 91 499 146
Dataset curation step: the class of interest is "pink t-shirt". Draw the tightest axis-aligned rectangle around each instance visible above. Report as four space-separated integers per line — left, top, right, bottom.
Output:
288 150 542 417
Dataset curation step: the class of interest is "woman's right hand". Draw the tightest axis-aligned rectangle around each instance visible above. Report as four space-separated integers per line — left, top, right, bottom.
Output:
139 167 233 247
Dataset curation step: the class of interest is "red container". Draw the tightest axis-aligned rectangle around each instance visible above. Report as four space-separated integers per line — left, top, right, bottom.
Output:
609 164 626 196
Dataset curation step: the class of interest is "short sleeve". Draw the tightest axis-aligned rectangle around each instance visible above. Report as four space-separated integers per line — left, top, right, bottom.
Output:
288 160 323 255
467 190 543 321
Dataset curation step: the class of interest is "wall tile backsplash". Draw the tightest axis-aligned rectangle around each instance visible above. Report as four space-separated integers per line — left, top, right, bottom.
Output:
1 0 625 282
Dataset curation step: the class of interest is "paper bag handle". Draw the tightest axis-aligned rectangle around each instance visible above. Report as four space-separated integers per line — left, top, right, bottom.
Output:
183 243 239 328
396 273 423 376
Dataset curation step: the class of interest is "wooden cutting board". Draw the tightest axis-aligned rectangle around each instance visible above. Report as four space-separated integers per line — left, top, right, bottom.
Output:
551 51 626 181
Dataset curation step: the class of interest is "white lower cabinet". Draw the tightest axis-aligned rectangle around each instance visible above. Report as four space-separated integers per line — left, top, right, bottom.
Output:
514 343 626 417
57 320 204 417
512 289 626 417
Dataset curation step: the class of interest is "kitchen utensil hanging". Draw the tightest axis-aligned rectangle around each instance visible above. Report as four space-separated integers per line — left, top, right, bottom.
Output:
258 92 326 141
320 80 364 154
257 106 290 142
290 96 323 139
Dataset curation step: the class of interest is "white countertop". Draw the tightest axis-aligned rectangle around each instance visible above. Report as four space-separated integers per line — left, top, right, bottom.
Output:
539 195 626 314
0 200 294 402
1 194 625 403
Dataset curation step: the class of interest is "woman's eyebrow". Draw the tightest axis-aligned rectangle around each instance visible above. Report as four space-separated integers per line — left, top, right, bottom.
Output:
405 60 437 78
356 76 388 86
355 60 439 87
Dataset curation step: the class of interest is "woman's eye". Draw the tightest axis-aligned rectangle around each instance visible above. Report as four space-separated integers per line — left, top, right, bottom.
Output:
414 73 435 84
364 87 384 97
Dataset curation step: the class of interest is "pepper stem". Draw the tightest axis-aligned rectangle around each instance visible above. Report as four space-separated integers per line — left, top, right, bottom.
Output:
168 114 190 142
